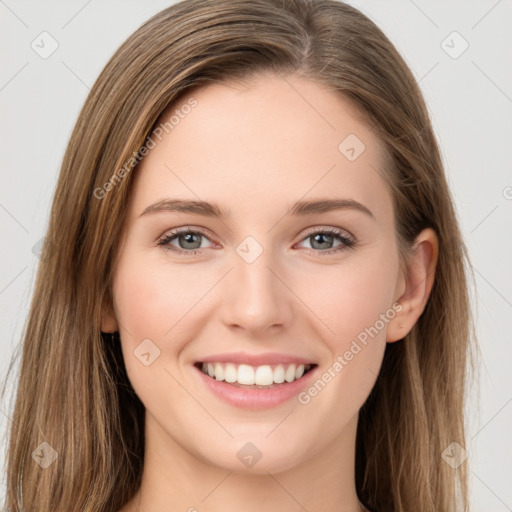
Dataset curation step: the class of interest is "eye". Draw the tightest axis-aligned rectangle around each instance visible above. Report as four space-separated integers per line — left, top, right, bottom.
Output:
157 226 356 256
157 227 215 255
296 227 356 255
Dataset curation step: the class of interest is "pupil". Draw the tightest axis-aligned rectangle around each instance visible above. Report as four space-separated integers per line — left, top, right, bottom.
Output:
312 233 332 249
181 233 200 249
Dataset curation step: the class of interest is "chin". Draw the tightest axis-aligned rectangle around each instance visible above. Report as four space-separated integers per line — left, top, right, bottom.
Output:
197 437 309 475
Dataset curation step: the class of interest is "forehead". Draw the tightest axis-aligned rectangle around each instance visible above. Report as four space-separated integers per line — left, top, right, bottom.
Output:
128 73 393 225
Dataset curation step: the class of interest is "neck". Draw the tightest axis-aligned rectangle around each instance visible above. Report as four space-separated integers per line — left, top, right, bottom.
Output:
123 413 366 512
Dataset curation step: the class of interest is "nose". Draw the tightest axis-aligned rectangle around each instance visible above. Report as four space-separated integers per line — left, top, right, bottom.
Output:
220 249 294 337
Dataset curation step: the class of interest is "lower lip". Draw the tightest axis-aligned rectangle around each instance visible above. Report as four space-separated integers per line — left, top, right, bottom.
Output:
194 364 318 410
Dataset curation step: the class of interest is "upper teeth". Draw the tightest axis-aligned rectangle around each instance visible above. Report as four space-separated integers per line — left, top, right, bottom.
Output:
201 362 312 385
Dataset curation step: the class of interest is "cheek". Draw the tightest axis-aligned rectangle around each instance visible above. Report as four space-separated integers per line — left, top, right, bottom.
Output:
291 268 392 432
111 250 230 387
113 251 206 337
310 254 399 349
111 254 207 384
296 248 399 405
112 254 208 407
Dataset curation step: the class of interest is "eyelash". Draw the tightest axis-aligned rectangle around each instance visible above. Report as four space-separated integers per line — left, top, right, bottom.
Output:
156 227 356 256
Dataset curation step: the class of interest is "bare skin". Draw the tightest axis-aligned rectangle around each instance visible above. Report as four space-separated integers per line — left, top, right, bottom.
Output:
104 71 438 512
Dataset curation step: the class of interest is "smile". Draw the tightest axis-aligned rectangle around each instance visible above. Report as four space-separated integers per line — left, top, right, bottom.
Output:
193 359 319 410
196 362 315 387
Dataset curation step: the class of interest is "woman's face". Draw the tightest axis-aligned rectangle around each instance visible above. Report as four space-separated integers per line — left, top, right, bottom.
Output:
104 72 408 473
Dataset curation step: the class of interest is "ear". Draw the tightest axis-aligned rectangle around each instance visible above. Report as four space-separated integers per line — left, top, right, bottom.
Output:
101 291 119 333
387 227 439 343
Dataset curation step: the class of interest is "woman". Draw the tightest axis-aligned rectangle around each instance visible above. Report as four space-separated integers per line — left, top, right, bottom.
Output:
2 0 476 511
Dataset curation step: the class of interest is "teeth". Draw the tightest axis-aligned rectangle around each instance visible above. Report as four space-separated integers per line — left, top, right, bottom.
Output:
224 363 237 383
255 365 273 386
284 365 296 383
273 364 285 383
238 364 255 385
214 362 224 381
199 362 313 385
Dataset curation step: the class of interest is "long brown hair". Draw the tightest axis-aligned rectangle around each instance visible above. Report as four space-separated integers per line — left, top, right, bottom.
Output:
2 0 477 510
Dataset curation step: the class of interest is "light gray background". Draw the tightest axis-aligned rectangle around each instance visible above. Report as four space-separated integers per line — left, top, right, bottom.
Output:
1 1 511 510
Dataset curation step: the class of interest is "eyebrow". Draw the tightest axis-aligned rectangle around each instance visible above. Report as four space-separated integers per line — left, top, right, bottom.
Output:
139 198 374 220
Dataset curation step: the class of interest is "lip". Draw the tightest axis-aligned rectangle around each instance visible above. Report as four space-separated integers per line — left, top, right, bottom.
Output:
193 362 319 410
196 351 316 366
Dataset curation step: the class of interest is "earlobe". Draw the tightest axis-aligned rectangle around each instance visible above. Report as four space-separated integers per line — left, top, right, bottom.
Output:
100 294 119 333
387 228 439 343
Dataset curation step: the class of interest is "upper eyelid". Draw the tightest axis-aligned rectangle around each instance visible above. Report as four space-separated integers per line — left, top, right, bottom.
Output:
302 226 354 239
159 226 216 243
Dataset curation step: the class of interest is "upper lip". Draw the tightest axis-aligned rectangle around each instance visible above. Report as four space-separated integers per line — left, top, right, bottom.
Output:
196 351 316 366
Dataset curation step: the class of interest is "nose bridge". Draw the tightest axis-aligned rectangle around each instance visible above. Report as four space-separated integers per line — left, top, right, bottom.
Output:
222 238 292 332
